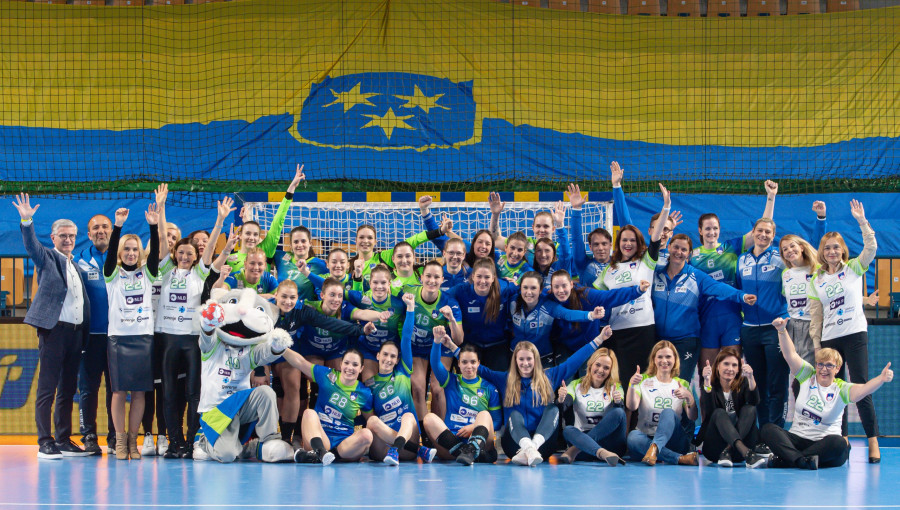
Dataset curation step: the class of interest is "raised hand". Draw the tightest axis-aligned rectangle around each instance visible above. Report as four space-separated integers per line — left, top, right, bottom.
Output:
812 200 826 218
744 294 758 306
610 161 624 187
771 317 787 332
552 200 566 228
402 292 415 310
418 195 433 215
11 193 39 220
567 183 585 210
287 164 306 193
589 306 605 320
659 183 671 209
629 365 642 387
432 325 447 344
114 207 129 227
850 199 867 224
741 361 754 379
489 191 505 215
765 180 778 197
881 362 893 383
217 265 232 282
145 203 160 226
217 196 236 222
440 213 454 235
439 305 454 321
224 226 239 252
154 183 168 207
865 289 880 307
702 360 712 387
557 381 568 402
668 210 683 230
598 325 613 344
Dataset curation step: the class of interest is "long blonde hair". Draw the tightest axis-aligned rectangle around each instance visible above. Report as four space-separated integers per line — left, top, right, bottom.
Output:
505 342 553 408
579 347 620 395
646 340 680 379
780 234 818 271
116 233 147 268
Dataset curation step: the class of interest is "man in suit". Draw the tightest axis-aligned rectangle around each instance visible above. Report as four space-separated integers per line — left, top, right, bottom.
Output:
13 194 92 459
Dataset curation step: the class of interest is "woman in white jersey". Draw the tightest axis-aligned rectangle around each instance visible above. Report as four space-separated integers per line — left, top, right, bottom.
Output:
778 234 818 365
154 189 226 459
593 184 670 397
808 199 882 462
758 317 893 469
104 206 161 460
625 340 698 466
558 347 627 466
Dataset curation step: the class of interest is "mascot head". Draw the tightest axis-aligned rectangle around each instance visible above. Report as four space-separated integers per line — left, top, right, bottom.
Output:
197 288 282 347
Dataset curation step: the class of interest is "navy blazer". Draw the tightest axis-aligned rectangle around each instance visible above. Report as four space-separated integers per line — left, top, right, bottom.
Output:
21 221 91 345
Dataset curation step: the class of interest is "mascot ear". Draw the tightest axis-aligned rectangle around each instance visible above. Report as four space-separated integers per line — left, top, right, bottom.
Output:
210 287 227 303
264 300 279 323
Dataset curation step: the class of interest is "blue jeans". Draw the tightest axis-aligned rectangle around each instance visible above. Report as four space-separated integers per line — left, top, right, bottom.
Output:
627 408 690 464
563 407 627 458
741 325 788 427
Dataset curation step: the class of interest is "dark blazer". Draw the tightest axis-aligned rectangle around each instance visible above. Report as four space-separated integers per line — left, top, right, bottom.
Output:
21 221 91 345
694 377 759 445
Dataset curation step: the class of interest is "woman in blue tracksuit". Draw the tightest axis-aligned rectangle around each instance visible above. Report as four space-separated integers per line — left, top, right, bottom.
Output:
509 272 605 367
736 218 789 428
548 270 647 357
566 183 613 285
652 234 757 382
477 327 613 466
445 258 517 371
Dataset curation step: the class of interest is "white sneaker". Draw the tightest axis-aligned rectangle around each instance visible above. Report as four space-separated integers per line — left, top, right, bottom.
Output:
510 449 529 466
525 445 543 467
192 438 210 462
141 433 156 457
156 435 169 456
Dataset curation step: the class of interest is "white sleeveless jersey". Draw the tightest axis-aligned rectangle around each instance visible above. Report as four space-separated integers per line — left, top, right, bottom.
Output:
155 259 209 335
593 251 656 330
633 375 689 436
782 266 813 320
199 339 255 413
789 361 853 441
808 258 868 341
568 378 622 431
105 265 158 337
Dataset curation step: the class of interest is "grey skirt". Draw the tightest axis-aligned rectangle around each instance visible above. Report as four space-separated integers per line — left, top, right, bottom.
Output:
108 334 154 392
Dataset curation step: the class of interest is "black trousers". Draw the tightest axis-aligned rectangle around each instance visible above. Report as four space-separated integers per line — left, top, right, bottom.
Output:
821 331 879 438
77 333 114 442
159 333 201 445
760 423 849 468
607 324 657 393
35 321 84 445
701 406 759 462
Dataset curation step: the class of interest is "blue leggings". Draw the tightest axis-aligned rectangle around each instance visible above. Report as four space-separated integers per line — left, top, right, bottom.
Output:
563 407 627 459
627 408 690 464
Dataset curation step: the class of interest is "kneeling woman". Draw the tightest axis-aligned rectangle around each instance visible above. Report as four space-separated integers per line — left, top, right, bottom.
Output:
423 330 502 466
695 347 763 467
481 328 611 467
759 318 893 469
559 346 627 466
280 348 374 465
365 293 437 465
626 340 699 466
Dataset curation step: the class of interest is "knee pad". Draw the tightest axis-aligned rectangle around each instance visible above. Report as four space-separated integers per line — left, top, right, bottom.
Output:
260 439 295 463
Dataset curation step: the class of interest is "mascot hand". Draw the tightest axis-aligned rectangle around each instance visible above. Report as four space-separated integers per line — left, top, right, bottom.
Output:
200 302 225 333
269 328 293 354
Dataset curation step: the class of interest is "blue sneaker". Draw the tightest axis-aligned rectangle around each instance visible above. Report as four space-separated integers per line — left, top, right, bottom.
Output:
384 447 400 466
417 446 437 463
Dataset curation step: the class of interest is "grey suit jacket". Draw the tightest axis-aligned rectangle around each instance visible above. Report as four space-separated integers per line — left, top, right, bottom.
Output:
21 221 91 345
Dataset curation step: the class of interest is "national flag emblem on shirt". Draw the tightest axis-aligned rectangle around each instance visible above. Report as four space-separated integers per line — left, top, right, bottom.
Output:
298 72 476 149
826 392 835 402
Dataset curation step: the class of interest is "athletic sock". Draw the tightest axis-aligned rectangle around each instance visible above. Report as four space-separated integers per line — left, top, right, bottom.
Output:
518 437 534 450
532 434 545 449
330 448 344 463
470 426 489 450
281 422 295 443
310 437 327 459
403 440 420 455
392 436 407 449
437 430 462 454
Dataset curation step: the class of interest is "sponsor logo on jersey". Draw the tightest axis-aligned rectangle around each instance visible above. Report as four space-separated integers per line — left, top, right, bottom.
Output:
468 307 480 313
282 254 291 261
830 296 845 310
761 265 774 273
169 293 188 303
790 298 807 309
87 271 100 281
742 267 752 276
801 408 823 425
709 270 724 281
125 295 144 305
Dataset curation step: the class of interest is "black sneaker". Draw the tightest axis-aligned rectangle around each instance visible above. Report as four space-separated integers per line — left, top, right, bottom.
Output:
38 442 63 460
163 443 183 459
753 443 774 458
180 443 193 459
456 443 477 466
745 452 770 469
56 439 92 457
717 449 734 468
797 455 819 470
82 435 102 456
293 448 320 464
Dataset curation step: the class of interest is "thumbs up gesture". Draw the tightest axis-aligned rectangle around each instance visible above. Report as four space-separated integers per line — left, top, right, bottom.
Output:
882 362 893 383
557 380 568 402
702 360 712 387
630 365 643 387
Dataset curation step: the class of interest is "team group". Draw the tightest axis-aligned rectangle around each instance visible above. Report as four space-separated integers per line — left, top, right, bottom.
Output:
15 162 892 469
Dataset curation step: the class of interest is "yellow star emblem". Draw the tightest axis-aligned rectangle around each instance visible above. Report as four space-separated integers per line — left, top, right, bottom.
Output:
360 107 415 140
323 83 378 113
396 85 449 114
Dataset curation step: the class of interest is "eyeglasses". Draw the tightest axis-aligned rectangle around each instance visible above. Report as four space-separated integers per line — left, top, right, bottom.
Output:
55 234 76 241
445 251 466 257
816 362 838 370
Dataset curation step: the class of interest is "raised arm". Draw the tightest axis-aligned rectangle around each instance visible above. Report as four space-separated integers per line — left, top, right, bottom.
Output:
154 184 170 263
105 208 129 278
811 200 827 243
203 196 235 267
625 367 643 411
850 199 877 268
649 183 670 243
12 194 50 268
772 317 804 375
551 326 611 385
259 164 305 257
742 180 777 248
439 303 464 346
430 326 451 387
212 226 238 274
849 362 893 403
299 304 366 338
144 204 160 278
610 161 633 227
489 191 507 249
399 293 416 374
566 183 590 273
280 348 315 379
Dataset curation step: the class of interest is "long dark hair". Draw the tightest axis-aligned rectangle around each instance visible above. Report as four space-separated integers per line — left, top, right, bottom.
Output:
532 237 557 273
711 346 745 394
464 229 495 267
610 225 647 268
514 271 544 314
550 270 588 332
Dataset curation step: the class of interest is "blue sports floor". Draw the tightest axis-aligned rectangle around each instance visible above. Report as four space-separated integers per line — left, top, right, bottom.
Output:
2 441 898 509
